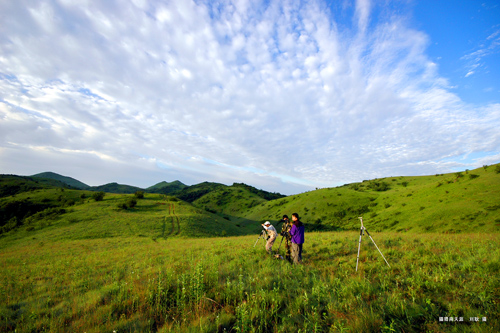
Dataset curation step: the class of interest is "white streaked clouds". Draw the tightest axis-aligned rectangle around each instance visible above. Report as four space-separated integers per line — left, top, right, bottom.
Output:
0 0 499 194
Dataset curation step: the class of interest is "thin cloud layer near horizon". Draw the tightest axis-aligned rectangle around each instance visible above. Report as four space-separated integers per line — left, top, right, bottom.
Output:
1 0 499 195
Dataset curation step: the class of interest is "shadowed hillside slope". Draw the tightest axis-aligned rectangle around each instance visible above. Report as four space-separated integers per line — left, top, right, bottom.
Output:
0 175 78 198
32 172 90 189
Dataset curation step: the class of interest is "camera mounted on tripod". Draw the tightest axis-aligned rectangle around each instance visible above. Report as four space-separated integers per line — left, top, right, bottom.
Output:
274 217 293 262
254 229 268 247
278 218 291 236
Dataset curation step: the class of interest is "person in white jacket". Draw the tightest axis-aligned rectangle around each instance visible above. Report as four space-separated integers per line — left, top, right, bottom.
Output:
262 221 278 254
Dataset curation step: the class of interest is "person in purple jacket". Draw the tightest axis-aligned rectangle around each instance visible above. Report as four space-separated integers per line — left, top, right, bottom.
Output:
290 213 305 264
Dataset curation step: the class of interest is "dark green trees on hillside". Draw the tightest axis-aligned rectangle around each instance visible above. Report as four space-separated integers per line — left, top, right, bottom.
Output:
367 181 390 191
92 191 105 201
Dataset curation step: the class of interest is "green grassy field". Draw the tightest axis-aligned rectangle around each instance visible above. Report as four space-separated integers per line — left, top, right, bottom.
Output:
0 231 498 332
0 164 499 332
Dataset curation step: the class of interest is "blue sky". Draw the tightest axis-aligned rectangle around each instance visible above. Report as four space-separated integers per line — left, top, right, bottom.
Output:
412 0 500 105
1 0 499 195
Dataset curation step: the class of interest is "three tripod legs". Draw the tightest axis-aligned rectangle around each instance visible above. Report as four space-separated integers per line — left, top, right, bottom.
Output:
356 217 391 272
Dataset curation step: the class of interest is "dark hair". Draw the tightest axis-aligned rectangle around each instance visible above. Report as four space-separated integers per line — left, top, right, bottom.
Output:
292 213 303 226
282 215 289 219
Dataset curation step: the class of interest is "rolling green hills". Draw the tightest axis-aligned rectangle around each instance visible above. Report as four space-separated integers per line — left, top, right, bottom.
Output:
0 176 281 240
0 190 245 248
238 164 500 234
1 164 499 244
187 163 500 234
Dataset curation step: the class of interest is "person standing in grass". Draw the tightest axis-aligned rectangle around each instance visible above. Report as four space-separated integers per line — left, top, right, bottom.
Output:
262 221 277 254
279 215 293 262
290 213 305 264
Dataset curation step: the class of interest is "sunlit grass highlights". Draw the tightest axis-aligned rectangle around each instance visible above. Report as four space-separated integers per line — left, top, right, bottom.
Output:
1 232 498 332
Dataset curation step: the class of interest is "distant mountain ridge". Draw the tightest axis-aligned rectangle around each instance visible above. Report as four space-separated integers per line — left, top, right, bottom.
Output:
147 180 188 195
32 172 89 189
91 182 144 194
26 172 285 200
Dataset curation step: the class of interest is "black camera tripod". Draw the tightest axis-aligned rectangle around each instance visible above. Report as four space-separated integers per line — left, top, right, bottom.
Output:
275 219 292 262
253 230 267 247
